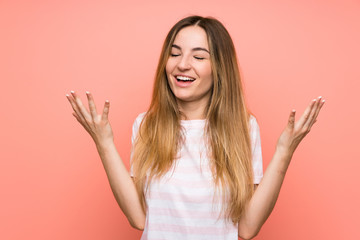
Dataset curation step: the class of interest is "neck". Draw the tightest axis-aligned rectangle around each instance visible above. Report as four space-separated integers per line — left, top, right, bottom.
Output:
177 99 209 120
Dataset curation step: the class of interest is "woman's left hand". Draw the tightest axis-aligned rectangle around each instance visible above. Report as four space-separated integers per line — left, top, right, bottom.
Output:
276 96 325 157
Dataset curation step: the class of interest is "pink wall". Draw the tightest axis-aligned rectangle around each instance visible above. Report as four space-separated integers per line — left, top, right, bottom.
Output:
1 0 359 239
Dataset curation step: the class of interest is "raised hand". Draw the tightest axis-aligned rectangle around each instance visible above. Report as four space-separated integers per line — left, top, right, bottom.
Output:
66 91 114 146
276 96 325 156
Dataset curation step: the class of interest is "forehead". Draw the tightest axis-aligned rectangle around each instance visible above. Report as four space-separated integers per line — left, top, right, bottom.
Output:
173 26 209 49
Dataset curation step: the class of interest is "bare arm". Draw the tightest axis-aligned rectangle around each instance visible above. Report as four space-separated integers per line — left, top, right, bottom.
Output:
66 91 145 230
96 141 146 230
238 96 325 240
238 148 291 239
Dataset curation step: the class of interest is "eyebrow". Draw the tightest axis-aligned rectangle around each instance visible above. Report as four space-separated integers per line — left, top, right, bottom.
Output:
171 44 210 54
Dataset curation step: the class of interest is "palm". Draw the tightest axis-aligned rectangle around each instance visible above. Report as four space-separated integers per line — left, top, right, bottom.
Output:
276 96 325 155
66 91 114 146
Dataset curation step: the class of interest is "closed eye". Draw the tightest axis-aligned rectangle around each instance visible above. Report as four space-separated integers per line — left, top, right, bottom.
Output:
194 56 205 60
170 54 180 57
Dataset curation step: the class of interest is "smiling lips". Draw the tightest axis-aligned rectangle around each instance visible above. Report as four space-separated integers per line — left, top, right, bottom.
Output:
174 75 196 87
176 75 195 81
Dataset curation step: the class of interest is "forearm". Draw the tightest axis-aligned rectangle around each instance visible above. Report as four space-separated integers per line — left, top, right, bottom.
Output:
238 148 292 239
96 141 146 230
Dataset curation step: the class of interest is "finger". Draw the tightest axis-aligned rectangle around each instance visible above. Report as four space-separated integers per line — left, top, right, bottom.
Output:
308 98 325 127
71 91 91 122
287 109 296 130
297 99 317 128
72 112 82 125
86 91 98 120
101 100 110 122
304 96 322 130
66 93 86 123
72 112 81 122
72 112 88 130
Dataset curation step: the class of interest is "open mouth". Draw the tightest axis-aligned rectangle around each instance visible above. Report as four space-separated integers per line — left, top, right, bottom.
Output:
175 75 196 82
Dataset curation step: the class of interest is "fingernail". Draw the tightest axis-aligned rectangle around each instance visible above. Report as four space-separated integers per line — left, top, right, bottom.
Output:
86 91 90 94
71 90 75 94
65 94 69 97
318 96 322 99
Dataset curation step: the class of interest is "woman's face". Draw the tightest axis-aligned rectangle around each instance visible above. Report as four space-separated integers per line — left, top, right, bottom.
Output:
166 26 213 106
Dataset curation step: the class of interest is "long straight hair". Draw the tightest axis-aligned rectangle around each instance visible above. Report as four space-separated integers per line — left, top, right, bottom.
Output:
132 15 254 224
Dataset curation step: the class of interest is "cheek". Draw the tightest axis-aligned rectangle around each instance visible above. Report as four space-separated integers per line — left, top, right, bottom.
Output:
201 64 213 82
165 61 175 88
165 59 175 76
165 65 170 77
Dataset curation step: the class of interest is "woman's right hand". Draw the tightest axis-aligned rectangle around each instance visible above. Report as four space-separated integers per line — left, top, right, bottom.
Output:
66 91 114 147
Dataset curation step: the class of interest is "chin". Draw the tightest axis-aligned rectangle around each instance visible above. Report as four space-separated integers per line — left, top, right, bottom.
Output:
174 95 193 103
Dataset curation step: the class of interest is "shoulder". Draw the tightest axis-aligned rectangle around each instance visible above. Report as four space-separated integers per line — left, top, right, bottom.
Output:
134 112 146 125
248 114 261 141
249 114 256 123
249 114 260 130
131 112 147 139
132 112 147 131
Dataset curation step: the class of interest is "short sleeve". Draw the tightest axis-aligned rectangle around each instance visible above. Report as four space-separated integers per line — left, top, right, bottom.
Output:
249 115 263 184
130 112 146 177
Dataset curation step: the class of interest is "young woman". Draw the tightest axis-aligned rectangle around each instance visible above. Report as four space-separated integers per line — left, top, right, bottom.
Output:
66 16 325 240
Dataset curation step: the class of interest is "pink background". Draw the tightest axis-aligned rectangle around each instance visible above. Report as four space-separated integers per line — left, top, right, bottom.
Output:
1 0 359 239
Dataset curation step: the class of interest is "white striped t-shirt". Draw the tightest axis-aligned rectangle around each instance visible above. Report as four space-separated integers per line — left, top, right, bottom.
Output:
130 113 263 240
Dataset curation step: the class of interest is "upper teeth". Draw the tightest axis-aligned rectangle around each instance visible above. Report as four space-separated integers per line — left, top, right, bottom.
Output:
176 76 195 81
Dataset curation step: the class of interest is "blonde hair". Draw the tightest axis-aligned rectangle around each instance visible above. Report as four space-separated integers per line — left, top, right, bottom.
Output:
132 15 254 224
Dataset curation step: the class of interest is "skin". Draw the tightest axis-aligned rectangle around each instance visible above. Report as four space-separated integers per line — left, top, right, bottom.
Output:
237 97 324 239
166 26 213 120
65 26 325 239
66 91 146 230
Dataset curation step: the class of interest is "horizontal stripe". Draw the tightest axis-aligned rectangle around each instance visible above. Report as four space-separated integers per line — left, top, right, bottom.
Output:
147 198 222 211
148 207 226 220
147 223 237 235
142 231 237 240
156 172 213 182
131 112 263 240
152 177 214 188
147 184 217 195
147 190 222 204
148 215 229 226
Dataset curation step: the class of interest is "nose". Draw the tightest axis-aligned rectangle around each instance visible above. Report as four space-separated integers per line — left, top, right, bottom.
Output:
177 55 191 71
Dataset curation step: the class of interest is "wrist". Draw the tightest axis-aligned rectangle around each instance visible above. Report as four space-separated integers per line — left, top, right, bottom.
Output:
95 138 115 150
272 148 293 175
275 146 294 160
